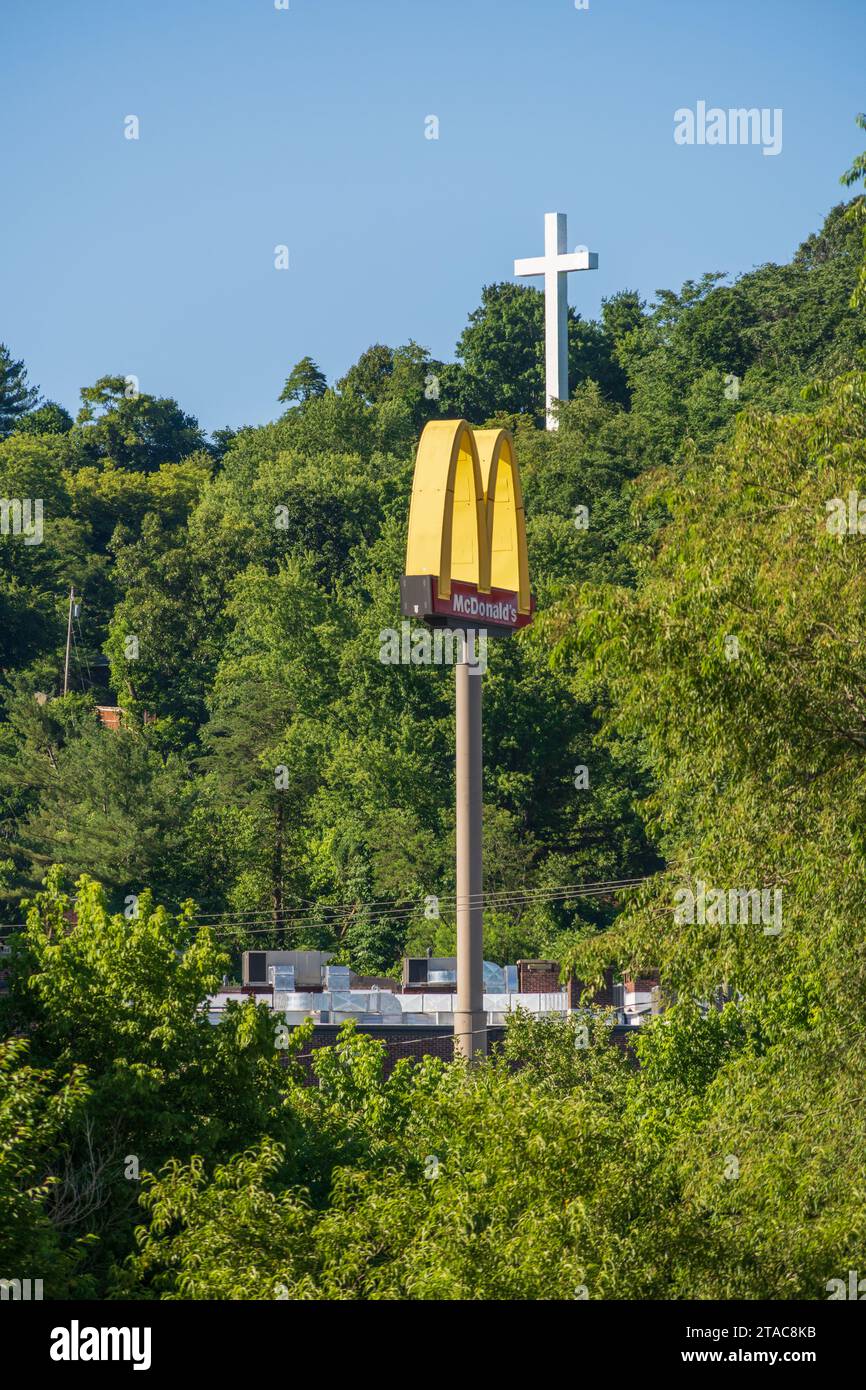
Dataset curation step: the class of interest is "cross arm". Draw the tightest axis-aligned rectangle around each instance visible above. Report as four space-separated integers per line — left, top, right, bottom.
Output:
513 251 599 277
557 250 599 271
513 256 547 277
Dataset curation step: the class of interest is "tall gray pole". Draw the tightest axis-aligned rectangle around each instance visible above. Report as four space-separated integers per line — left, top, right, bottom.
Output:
63 585 74 697
454 655 487 1060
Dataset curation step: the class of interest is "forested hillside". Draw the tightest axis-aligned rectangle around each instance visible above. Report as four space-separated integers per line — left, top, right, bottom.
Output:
2 130 866 1299
2 193 864 968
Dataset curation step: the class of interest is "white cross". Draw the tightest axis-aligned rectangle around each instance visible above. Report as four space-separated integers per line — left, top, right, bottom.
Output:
514 212 598 430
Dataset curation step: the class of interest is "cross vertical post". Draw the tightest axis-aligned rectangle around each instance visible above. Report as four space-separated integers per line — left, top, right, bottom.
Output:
514 211 599 430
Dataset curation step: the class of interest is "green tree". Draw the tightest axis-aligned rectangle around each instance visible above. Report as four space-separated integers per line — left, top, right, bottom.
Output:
3 868 296 1290
20 725 199 909
0 1037 91 1296
279 356 327 406
841 112 866 308
13 401 74 436
442 282 626 424
72 376 207 472
0 343 39 437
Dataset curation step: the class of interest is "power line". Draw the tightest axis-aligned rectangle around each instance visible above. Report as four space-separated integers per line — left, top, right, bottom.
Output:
73 613 93 688
0 879 650 942
191 877 648 924
191 878 650 937
194 883 647 934
284 1021 504 1065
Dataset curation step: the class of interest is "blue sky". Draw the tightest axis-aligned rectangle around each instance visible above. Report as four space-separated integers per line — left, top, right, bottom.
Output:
2 0 864 434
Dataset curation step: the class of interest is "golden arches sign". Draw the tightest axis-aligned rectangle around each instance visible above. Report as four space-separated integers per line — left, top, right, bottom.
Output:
401 420 533 631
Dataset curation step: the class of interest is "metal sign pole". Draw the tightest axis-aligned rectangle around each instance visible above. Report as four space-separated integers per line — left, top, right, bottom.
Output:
402 421 534 1060
454 654 487 1060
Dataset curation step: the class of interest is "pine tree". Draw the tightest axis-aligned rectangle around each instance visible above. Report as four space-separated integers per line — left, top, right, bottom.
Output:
279 356 327 405
0 343 39 437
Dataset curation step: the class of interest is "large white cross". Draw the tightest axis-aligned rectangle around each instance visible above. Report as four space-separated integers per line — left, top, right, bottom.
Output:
514 212 598 430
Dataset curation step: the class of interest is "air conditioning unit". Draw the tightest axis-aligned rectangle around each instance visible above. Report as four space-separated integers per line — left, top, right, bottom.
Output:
406 958 428 985
269 964 295 991
244 950 268 985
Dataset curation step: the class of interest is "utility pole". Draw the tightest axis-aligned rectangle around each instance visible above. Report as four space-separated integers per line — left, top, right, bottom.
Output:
63 585 75 696
454 655 487 1060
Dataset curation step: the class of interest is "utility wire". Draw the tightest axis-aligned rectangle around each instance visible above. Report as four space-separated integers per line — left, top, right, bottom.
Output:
73 614 93 688
284 1021 514 1065
191 877 649 925
190 878 650 937
0 879 650 941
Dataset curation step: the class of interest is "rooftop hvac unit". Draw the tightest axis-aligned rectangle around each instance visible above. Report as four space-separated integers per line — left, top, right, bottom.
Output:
328 991 364 1014
428 969 456 984
406 958 428 985
245 950 268 985
324 964 351 990
623 1003 653 1024
269 964 295 991
483 961 506 991
369 989 402 1019
275 991 315 1017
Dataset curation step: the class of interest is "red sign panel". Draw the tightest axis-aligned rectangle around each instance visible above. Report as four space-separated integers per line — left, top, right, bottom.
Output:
431 580 534 631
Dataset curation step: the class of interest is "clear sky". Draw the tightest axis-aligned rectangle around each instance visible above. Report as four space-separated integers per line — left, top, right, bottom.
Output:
2 0 864 434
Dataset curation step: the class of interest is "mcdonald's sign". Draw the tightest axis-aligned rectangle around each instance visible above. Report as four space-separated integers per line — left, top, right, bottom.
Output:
400 420 534 633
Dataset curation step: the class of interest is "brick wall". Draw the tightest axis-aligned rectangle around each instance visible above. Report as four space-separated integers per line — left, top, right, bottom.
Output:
568 967 616 1008
281 1022 637 1082
285 1025 508 1081
95 706 123 731
517 959 561 993
624 971 660 993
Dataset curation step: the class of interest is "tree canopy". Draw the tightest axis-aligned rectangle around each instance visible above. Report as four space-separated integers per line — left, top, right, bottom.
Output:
2 123 866 1301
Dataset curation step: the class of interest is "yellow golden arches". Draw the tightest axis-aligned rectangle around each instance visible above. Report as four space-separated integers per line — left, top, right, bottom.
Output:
404 420 531 617
405 420 487 601
474 428 530 615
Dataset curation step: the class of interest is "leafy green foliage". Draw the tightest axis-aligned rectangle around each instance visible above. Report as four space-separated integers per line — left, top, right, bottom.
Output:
13 401 74 436
0 342 39 437
3 135 866 1300
72 376 207 473
279 355 328 405
0 1037 90 1294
